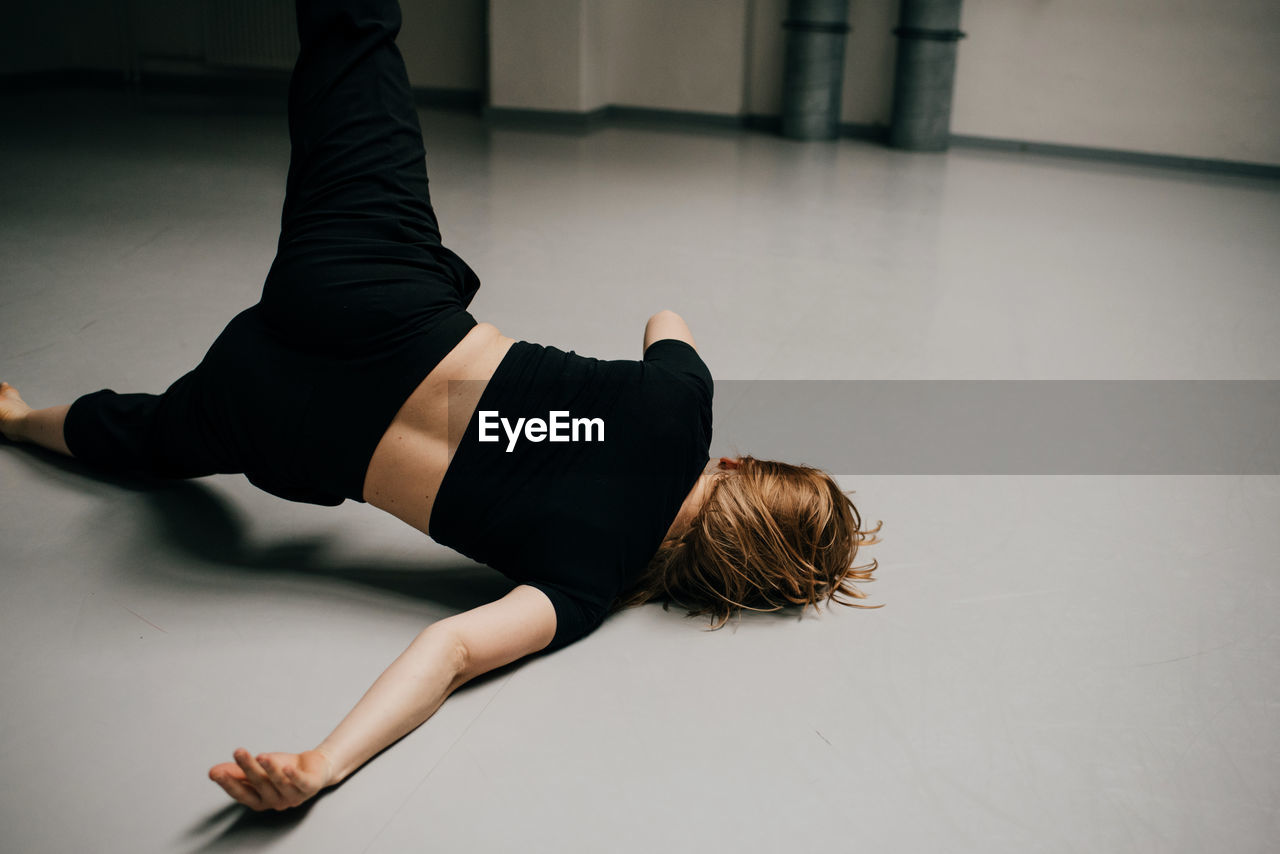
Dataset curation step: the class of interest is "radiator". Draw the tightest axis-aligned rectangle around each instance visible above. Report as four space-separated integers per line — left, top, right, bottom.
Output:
204 0 299 69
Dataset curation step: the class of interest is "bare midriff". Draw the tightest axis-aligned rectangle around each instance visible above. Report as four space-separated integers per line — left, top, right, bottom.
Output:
362 321 516 536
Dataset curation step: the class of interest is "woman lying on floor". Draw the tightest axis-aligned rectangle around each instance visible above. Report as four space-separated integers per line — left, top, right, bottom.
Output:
0 0 879 811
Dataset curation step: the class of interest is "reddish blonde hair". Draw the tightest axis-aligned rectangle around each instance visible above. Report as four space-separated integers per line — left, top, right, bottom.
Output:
615 456 881 629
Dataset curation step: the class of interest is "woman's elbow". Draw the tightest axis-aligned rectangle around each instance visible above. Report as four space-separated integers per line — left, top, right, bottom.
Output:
644 310 696 350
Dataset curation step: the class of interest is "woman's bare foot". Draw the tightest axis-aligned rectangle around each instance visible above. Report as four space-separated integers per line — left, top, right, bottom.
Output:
0 382 33 442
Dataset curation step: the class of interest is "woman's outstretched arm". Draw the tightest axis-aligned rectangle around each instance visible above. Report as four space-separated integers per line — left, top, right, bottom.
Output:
208 584 557 811
0 383 71 455
207 626 466 811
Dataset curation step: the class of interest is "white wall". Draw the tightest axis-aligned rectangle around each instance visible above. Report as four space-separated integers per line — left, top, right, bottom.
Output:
489 0 588 111
594 0 748 115
583 0 610 110
490 0 749 115
841 0 897 126
953 0 1280 164
401 0 487 90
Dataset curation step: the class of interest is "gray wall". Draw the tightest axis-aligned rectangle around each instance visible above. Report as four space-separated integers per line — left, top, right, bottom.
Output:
488 0 749 114
3 0 1278 165
952 0 1280 164
489 0 1280 166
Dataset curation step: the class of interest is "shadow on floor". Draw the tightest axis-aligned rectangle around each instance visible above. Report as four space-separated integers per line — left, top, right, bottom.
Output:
136 477 516 613
5 440 514 613
179 797 322 853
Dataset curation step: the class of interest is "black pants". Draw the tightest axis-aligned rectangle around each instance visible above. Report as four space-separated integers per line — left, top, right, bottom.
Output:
64 0 480 505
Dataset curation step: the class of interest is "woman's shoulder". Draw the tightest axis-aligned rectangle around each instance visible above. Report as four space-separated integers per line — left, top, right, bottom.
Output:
642 338 713 404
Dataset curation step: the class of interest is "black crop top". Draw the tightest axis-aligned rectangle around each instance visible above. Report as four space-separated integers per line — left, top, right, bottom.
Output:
429 338 714 652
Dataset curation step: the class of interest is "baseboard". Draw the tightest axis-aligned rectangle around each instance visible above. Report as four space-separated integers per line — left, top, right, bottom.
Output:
0 63 481 112
608 105 745 130
743 113 780 134
488 107 892 144
747 114 889 142
141 59 293 97
949 134 1280 180
413 86 483 111
484 105 1279 179
482 105 617 133
487 104 744 134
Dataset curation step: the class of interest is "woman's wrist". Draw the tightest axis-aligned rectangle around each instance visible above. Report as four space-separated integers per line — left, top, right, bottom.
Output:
311 745 342 787
306 627 465 793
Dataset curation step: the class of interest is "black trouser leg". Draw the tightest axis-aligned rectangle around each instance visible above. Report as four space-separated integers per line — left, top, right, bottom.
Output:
260 0 478 358
63 373 236 480
277 0 440 249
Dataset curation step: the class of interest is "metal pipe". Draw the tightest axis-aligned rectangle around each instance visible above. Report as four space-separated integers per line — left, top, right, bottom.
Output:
780 0 850 141
889 0 965 151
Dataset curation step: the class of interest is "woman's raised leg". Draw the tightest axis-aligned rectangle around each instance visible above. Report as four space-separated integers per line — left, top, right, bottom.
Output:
276 0 441 250
260 0 480 354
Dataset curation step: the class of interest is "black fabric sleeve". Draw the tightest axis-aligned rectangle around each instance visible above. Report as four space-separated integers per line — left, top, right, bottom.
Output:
642 338 713 405
525 580 607 653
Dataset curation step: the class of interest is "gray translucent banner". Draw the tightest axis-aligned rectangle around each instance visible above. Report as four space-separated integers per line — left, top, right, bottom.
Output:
712 381 1280 475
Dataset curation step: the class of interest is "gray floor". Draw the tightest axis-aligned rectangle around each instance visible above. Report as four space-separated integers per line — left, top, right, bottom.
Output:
1 88 1278 853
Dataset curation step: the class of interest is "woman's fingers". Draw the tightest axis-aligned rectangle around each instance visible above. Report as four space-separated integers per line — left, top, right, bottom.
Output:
209 767 265 811
258 755 305 801
233 748 284 801
282 764 306 789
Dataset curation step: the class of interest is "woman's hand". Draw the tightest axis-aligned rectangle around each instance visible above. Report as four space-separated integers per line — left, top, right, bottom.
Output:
208 747 333 811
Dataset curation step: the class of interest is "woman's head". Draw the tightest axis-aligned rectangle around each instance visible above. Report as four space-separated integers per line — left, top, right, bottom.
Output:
618 455 881 628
